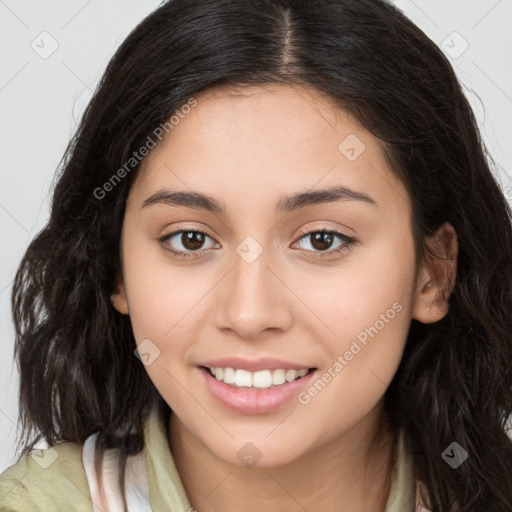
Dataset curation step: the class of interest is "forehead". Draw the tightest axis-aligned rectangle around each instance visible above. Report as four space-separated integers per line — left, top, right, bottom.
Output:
129 83 408 214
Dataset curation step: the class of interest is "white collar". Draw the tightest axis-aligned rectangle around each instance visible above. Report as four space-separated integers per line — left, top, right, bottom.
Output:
81 430 151 512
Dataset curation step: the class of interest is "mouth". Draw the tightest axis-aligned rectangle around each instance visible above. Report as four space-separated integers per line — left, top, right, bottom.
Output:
198 364 318 414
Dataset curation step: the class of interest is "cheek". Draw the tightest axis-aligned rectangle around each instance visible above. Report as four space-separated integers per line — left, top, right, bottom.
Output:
293 233 415 414
296 296 412 444
122 255 205 415
121 227 207 342
295 233 416 348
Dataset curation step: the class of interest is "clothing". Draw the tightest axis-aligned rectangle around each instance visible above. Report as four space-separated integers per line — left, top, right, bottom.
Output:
0 403 419 511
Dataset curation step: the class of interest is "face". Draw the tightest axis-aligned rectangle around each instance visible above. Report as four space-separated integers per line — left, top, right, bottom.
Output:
111 83 450 467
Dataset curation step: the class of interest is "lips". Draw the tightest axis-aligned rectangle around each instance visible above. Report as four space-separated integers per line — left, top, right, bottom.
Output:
197 357 317 414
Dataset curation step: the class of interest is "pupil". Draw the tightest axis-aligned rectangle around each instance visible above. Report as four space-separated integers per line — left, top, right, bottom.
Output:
182 231 204 250
311 232 332 251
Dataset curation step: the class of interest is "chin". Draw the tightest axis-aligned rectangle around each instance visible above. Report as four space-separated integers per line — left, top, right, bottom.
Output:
202 433 313 469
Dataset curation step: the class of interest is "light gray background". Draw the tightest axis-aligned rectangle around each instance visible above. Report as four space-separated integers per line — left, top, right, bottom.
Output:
1 0 511 472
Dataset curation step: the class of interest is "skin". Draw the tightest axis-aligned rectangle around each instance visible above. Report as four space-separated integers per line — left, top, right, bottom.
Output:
111 83 457 512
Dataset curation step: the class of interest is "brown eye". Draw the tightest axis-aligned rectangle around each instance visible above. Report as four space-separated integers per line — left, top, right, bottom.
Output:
159 229 217 258
180 231 206 250
293 229 356 258
309 231 335 251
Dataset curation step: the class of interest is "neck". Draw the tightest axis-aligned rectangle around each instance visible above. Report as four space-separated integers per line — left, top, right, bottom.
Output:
168 406 396 512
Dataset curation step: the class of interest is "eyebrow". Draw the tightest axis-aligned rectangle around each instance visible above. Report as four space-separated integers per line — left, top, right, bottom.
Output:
141 185 377 214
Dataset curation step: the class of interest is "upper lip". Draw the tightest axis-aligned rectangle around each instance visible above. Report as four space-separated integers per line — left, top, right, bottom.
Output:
199 357 315 372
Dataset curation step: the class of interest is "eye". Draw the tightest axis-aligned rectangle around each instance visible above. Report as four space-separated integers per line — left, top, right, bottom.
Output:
158 227 356 260
292 229 356 258
158 229 217 259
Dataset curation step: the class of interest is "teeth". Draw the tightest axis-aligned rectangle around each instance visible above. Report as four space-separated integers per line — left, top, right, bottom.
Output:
235 369 252 387
285 369 298 382
208 366 310 389
273 369 286 385
223 367 235 384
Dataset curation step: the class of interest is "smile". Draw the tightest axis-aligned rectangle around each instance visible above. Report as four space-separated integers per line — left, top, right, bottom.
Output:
199 363 317 414
206 366 310 389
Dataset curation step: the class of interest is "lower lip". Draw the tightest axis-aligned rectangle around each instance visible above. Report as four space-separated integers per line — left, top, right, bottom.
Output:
200 367 317 414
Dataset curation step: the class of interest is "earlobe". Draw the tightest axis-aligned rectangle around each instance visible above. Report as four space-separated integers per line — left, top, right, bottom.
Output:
110 276 130 315
412 222 458 324
412 271 448 324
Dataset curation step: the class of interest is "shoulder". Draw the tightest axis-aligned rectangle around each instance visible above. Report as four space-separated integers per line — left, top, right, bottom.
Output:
0 442 93 512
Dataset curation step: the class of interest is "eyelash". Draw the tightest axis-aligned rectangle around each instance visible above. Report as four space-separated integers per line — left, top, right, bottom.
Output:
158 228 357 260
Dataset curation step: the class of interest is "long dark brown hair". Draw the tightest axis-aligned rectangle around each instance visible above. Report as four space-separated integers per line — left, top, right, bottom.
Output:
11 0 512 509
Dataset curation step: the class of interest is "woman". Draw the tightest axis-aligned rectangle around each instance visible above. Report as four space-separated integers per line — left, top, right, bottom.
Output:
1 0 511 510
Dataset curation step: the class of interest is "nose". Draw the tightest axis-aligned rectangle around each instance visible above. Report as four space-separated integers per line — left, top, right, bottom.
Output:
214 240 293 341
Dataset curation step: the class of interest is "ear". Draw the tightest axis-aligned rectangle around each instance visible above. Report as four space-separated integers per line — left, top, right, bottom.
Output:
412 222 458 324
110 268 130 315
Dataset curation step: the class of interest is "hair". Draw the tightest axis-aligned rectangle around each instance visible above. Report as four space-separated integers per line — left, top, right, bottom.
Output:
11 0 512 509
